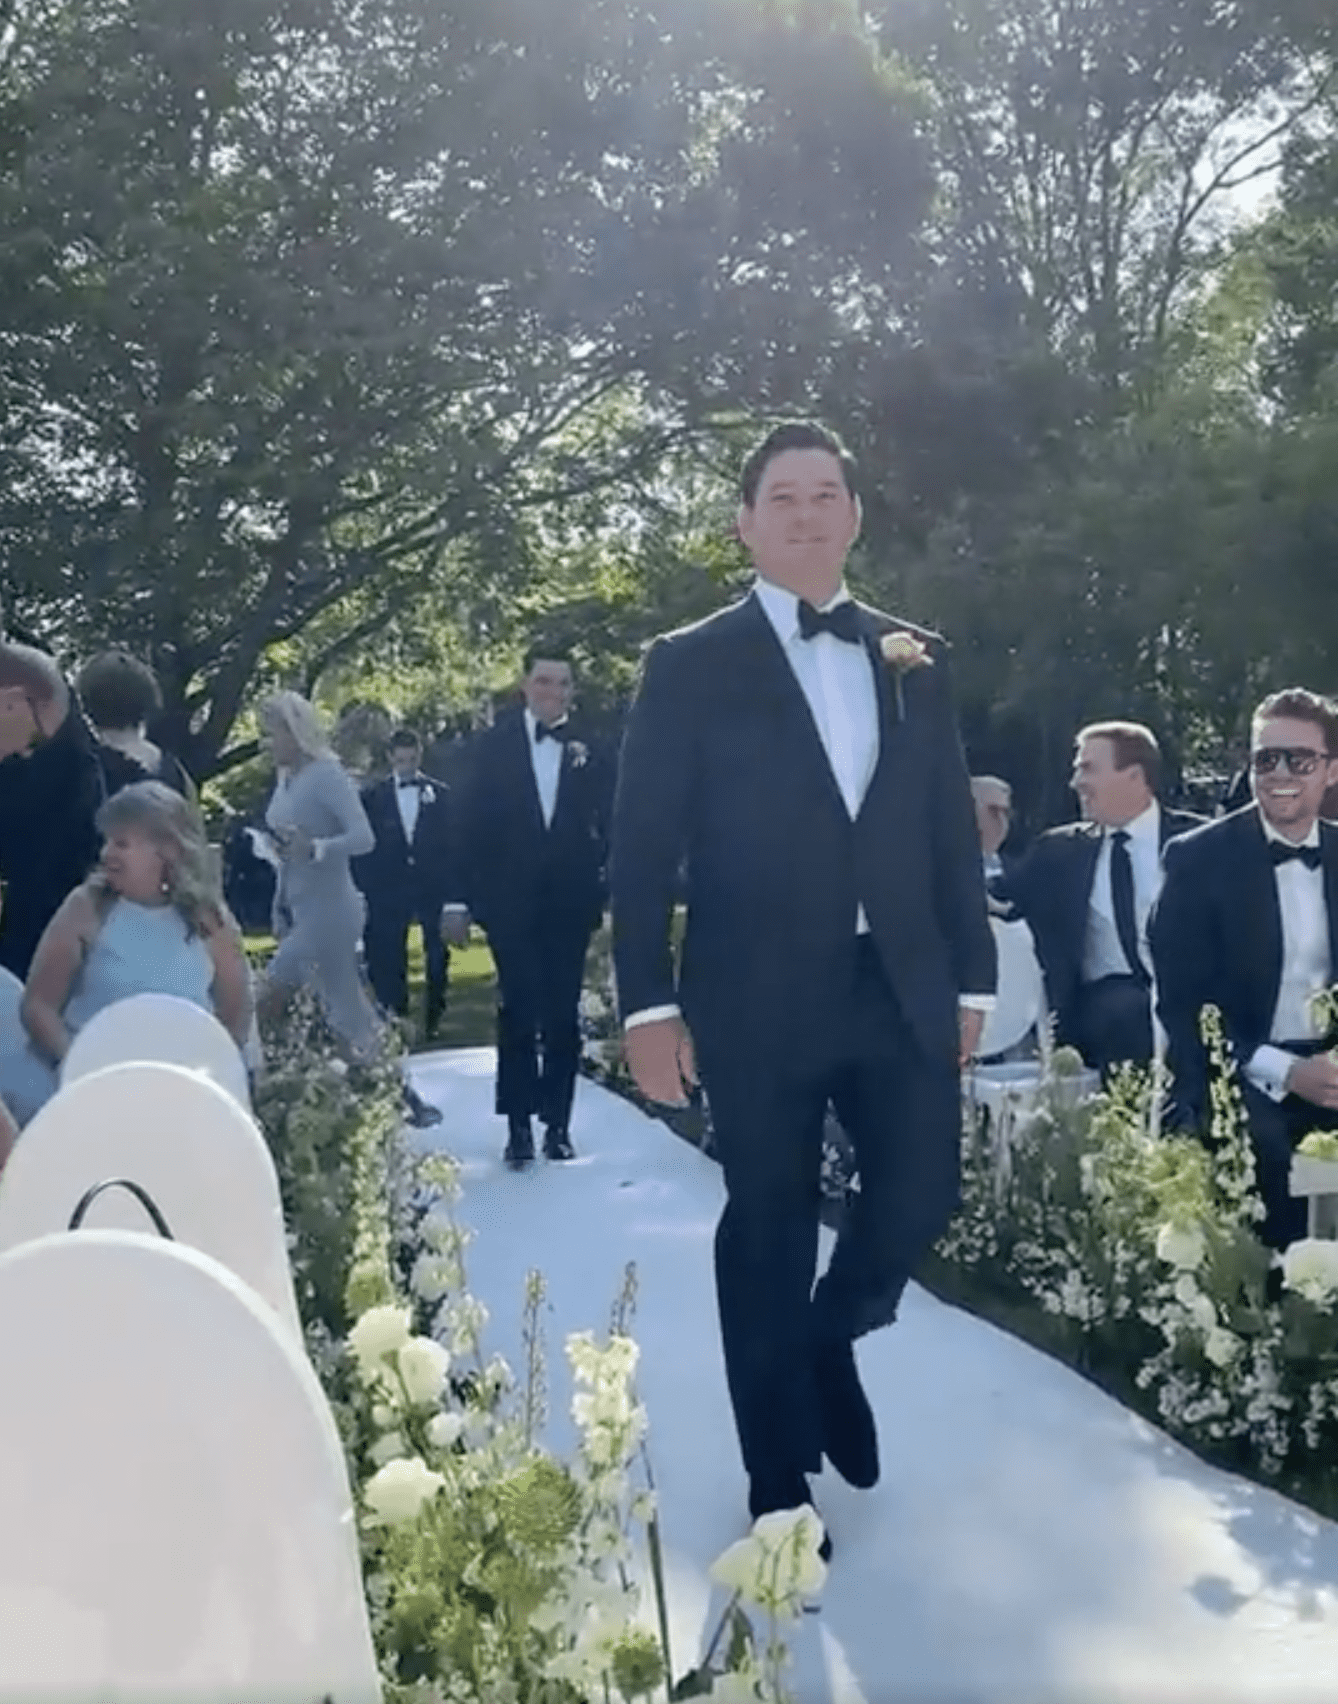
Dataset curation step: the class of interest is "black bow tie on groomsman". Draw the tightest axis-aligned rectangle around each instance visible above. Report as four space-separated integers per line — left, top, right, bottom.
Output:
397 776 423 789
1270 840 1323 870
797 599 863 644
535 721 569 745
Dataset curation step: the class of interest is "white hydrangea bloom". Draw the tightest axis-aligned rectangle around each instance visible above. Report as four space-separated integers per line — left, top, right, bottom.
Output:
1156 1222 1207 1272
397 1336 451 1406
363 1455 445 1525
348 1304 412 1382
427 1410 465 1450
1282 1238 1338 1305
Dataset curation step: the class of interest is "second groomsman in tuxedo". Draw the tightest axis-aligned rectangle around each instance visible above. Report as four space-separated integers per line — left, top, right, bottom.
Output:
356 729 459 1037
450 650 611 1169
1152 689 1338 1249
611 421 995 1547
996 723 1201 1075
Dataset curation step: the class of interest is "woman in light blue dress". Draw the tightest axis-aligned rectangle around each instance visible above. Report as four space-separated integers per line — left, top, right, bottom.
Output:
0 781 251 1126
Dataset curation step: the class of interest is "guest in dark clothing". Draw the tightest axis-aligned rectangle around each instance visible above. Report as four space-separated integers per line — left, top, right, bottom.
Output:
355 728 460 1038
448 648 611 1168
995 722 1202 1077
0 638 103 978
1152 689 1338 1250
75 651 194 800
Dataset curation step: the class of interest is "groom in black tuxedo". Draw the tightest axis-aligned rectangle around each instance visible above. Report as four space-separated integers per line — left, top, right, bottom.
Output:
610 421 996 1546
1151 688 1338 1250
450 649 611 1168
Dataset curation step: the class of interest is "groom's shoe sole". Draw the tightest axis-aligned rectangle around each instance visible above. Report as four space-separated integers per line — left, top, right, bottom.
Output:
816 1337 879 1490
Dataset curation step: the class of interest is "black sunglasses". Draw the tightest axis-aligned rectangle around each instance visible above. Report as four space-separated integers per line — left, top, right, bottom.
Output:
1251 747 1330 777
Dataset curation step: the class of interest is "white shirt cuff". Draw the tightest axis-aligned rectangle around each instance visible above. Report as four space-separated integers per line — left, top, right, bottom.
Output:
625 1004 680 1031
959 994 996 1013
1245 1044 1295 1103
441 903 469 914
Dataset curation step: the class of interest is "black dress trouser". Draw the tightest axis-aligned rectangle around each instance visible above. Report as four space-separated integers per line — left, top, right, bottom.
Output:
699 937 962 1501
364 899 449 1029
488 903 594 1134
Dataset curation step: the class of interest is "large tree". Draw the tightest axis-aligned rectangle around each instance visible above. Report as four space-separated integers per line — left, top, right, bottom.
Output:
0 0 931 774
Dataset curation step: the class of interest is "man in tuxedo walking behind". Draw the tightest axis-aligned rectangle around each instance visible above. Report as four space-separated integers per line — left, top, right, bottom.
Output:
451 649 611 1168
356 728 458 1040
1152 689 1338 1250
610 421 996 1547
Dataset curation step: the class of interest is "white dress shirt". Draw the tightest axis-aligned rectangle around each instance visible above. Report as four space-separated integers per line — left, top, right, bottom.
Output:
525 707 565 829
626 579 992 1029
395 777 422 846
1245 819 1331 1102
1083 801 1161 982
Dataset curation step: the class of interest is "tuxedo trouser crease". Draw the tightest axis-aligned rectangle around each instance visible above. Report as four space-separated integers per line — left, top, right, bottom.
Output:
701 937 961 1494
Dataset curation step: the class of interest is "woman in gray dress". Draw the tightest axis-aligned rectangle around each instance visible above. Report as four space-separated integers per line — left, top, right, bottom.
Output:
254 692 382 1059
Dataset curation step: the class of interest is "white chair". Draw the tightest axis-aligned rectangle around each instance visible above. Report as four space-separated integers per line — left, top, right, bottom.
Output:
0 1060 302 1342
61 992 251 1109
965 917 1098 1186
0 1230 380 1702
1290 1154 1338 1238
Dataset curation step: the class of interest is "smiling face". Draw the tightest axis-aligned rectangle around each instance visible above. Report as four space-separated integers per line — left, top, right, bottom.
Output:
523 659 573 728
1071 735 1154 829
1251 714 1338 839
737 447 861 603
100 824 169 902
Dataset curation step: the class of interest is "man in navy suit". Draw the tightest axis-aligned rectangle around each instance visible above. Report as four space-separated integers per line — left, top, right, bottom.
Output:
994 722 1201 1076
355 728 459 1039
1151 689 1338 1249
610 421 995 1548
449 651 611 1169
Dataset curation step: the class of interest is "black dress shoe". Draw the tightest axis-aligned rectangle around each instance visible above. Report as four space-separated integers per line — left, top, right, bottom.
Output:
503 1117 535 1171
543 1125 575 1161
402 1084 443 1128
815 1336 879 1490
747 1475 833 1562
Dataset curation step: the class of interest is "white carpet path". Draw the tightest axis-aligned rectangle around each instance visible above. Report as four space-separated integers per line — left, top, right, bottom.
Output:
407 1048 1338 1703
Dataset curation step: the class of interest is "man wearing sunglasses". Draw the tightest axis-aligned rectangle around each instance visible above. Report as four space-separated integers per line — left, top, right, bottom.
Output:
1151 689 1338 1249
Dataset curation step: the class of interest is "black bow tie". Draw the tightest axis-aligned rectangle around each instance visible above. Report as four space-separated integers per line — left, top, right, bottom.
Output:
1270 840 1322 870
797 599 862 644
397 776 422 789
534 721 568 745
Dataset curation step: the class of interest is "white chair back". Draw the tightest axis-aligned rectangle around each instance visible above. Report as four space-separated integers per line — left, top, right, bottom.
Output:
0 1061 301 1342
0 1230 380 1701
973 915 1046 1059
61 993 251 1108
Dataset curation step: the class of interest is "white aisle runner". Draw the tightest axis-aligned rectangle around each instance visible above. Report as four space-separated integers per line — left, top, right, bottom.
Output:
408 1049 1338 1703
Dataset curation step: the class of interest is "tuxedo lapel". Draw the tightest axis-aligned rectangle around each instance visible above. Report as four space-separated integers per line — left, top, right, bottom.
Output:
736 595 853 822
1321 821 1338 979
383 781 411 853
506 714 547 838
1237 810 1285 1012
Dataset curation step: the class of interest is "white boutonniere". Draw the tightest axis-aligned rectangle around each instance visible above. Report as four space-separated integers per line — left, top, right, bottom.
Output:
880 630 934 720
566 740 589 768
421 784 436 807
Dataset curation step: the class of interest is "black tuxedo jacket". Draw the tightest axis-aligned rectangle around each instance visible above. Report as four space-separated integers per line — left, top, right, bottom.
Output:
610 592 995 1069
354 772 460 917
457 711 611 937
996 807 1204 1044
1150 805 1338 1128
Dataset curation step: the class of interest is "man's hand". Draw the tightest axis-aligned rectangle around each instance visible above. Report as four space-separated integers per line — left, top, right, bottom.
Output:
1286 1052 1338 1109
440 907 471 948
958 1006 986 1068
624 1015 698 1107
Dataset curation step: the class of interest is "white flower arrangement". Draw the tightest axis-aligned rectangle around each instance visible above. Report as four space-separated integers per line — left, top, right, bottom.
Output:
1281 1238 1338 1306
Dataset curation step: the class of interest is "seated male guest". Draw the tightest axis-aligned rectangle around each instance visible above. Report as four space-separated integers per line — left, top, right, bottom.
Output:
1151 689 1338 1250
996 721 1201 1075
355 728 459 1039
971 775 1014 882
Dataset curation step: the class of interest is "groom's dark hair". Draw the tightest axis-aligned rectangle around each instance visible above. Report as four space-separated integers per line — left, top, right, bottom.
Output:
740 421 859 508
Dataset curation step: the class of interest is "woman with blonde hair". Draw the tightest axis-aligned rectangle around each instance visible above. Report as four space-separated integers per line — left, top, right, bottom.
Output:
0 781 252 1125
255 691 383 1057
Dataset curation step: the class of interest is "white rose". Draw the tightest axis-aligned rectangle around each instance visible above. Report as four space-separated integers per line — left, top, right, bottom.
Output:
1204 1327 1242 1368
410 1252 453 1302
427 1410 465 1450
1156 1222 1207 1272
369 1430 407 1467
709 1533 765 1598
1282 1238 1338 1306
397 1336 451 1406
363 1456 445 1525
348 1304 411 1382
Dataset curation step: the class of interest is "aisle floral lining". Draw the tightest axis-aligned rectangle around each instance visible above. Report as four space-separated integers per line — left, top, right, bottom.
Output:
256 996 821 1702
